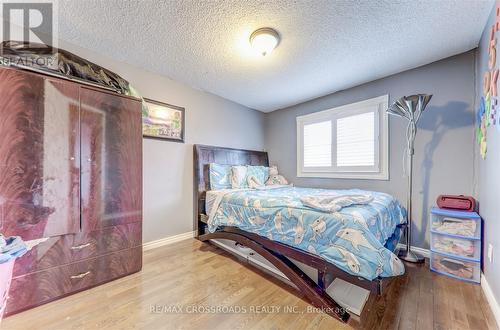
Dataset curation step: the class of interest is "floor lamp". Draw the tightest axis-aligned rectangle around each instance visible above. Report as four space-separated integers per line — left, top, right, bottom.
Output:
387 94 432 263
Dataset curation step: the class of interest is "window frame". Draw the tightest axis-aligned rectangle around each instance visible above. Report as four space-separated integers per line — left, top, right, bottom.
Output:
296 95 389 180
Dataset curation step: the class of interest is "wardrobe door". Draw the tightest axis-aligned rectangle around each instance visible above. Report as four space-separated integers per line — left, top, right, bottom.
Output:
80 87 142 231
0 68 80 239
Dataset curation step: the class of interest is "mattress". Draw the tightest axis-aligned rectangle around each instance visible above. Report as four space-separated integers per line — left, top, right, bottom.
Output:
206 186 407 280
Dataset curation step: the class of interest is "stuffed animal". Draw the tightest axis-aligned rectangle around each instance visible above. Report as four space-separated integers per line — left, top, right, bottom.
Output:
265 166 289 185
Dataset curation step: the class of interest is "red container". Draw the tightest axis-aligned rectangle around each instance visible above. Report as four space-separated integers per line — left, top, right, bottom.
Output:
437 195 476 212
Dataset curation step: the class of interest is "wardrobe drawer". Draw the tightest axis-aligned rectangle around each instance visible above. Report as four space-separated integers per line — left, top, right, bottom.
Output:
13 222 142 277
6 246 142 316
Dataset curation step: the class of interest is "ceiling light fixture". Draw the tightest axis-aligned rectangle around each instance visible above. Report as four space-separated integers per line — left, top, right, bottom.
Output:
249 28 280 56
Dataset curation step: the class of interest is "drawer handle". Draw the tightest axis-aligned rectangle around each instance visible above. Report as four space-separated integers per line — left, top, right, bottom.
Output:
70 243 92 250
70 271 91 279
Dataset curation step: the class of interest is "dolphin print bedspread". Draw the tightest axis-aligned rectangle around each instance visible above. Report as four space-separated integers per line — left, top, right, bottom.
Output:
207 186 407 280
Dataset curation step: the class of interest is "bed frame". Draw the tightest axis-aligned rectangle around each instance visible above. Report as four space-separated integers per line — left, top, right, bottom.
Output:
193 144 400 323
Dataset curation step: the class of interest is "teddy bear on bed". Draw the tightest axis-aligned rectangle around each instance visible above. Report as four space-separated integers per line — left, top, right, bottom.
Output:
265 166 289 186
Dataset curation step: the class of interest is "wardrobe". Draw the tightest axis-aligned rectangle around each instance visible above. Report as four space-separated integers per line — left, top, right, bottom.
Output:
0 67 143 315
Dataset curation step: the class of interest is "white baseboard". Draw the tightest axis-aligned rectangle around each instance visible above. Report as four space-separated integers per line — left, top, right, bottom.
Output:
481 273 500 328
143 231 196 251
396 243 430 258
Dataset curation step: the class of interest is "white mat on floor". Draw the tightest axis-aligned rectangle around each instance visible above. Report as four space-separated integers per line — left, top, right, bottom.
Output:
326 278 370 316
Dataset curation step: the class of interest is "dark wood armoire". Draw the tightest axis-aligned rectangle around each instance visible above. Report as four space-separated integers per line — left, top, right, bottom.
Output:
0 67 143 315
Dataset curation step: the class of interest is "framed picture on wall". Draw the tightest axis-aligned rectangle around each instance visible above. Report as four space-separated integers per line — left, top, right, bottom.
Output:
142 98 185 143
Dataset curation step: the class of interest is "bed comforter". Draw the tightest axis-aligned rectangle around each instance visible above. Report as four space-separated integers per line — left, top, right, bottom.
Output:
207 186 407 280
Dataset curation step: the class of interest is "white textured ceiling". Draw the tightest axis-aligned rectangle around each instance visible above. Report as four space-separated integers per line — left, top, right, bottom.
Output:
58 0 493 112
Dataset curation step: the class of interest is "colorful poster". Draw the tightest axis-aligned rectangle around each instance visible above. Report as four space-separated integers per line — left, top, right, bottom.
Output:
142 99 185 142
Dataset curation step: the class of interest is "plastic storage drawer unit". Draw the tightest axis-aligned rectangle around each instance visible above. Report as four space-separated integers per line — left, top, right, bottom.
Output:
429 207 481 284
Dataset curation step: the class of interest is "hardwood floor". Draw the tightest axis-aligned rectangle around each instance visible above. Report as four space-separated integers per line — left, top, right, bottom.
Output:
2 239 497 330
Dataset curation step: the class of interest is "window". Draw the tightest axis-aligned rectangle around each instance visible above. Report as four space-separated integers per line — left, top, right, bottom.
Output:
296 95 389 180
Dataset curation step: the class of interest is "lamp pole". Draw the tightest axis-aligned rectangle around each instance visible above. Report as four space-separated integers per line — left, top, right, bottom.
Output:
398 122 424 263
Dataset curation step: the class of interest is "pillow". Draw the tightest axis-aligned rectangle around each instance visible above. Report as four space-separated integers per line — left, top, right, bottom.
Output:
246 165 269 188
230 165 248 188
209 163 232 190
230 165 270 189
266 166 289 185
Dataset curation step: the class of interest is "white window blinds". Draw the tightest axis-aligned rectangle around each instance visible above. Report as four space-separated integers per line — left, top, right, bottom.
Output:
336 112 375 167
303 121 331 167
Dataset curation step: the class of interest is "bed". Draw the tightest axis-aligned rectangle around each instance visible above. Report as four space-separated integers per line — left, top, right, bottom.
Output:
194 144 407 322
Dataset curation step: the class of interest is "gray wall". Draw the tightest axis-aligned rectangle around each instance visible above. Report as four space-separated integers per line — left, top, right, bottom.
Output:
57 40 266 243
476 2 500 309
264 51 476 249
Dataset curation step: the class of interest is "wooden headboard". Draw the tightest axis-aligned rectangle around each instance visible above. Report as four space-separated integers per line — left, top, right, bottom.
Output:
193 144 269 236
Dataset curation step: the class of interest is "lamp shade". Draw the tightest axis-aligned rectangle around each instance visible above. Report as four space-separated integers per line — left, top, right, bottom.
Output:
387 94 433 123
